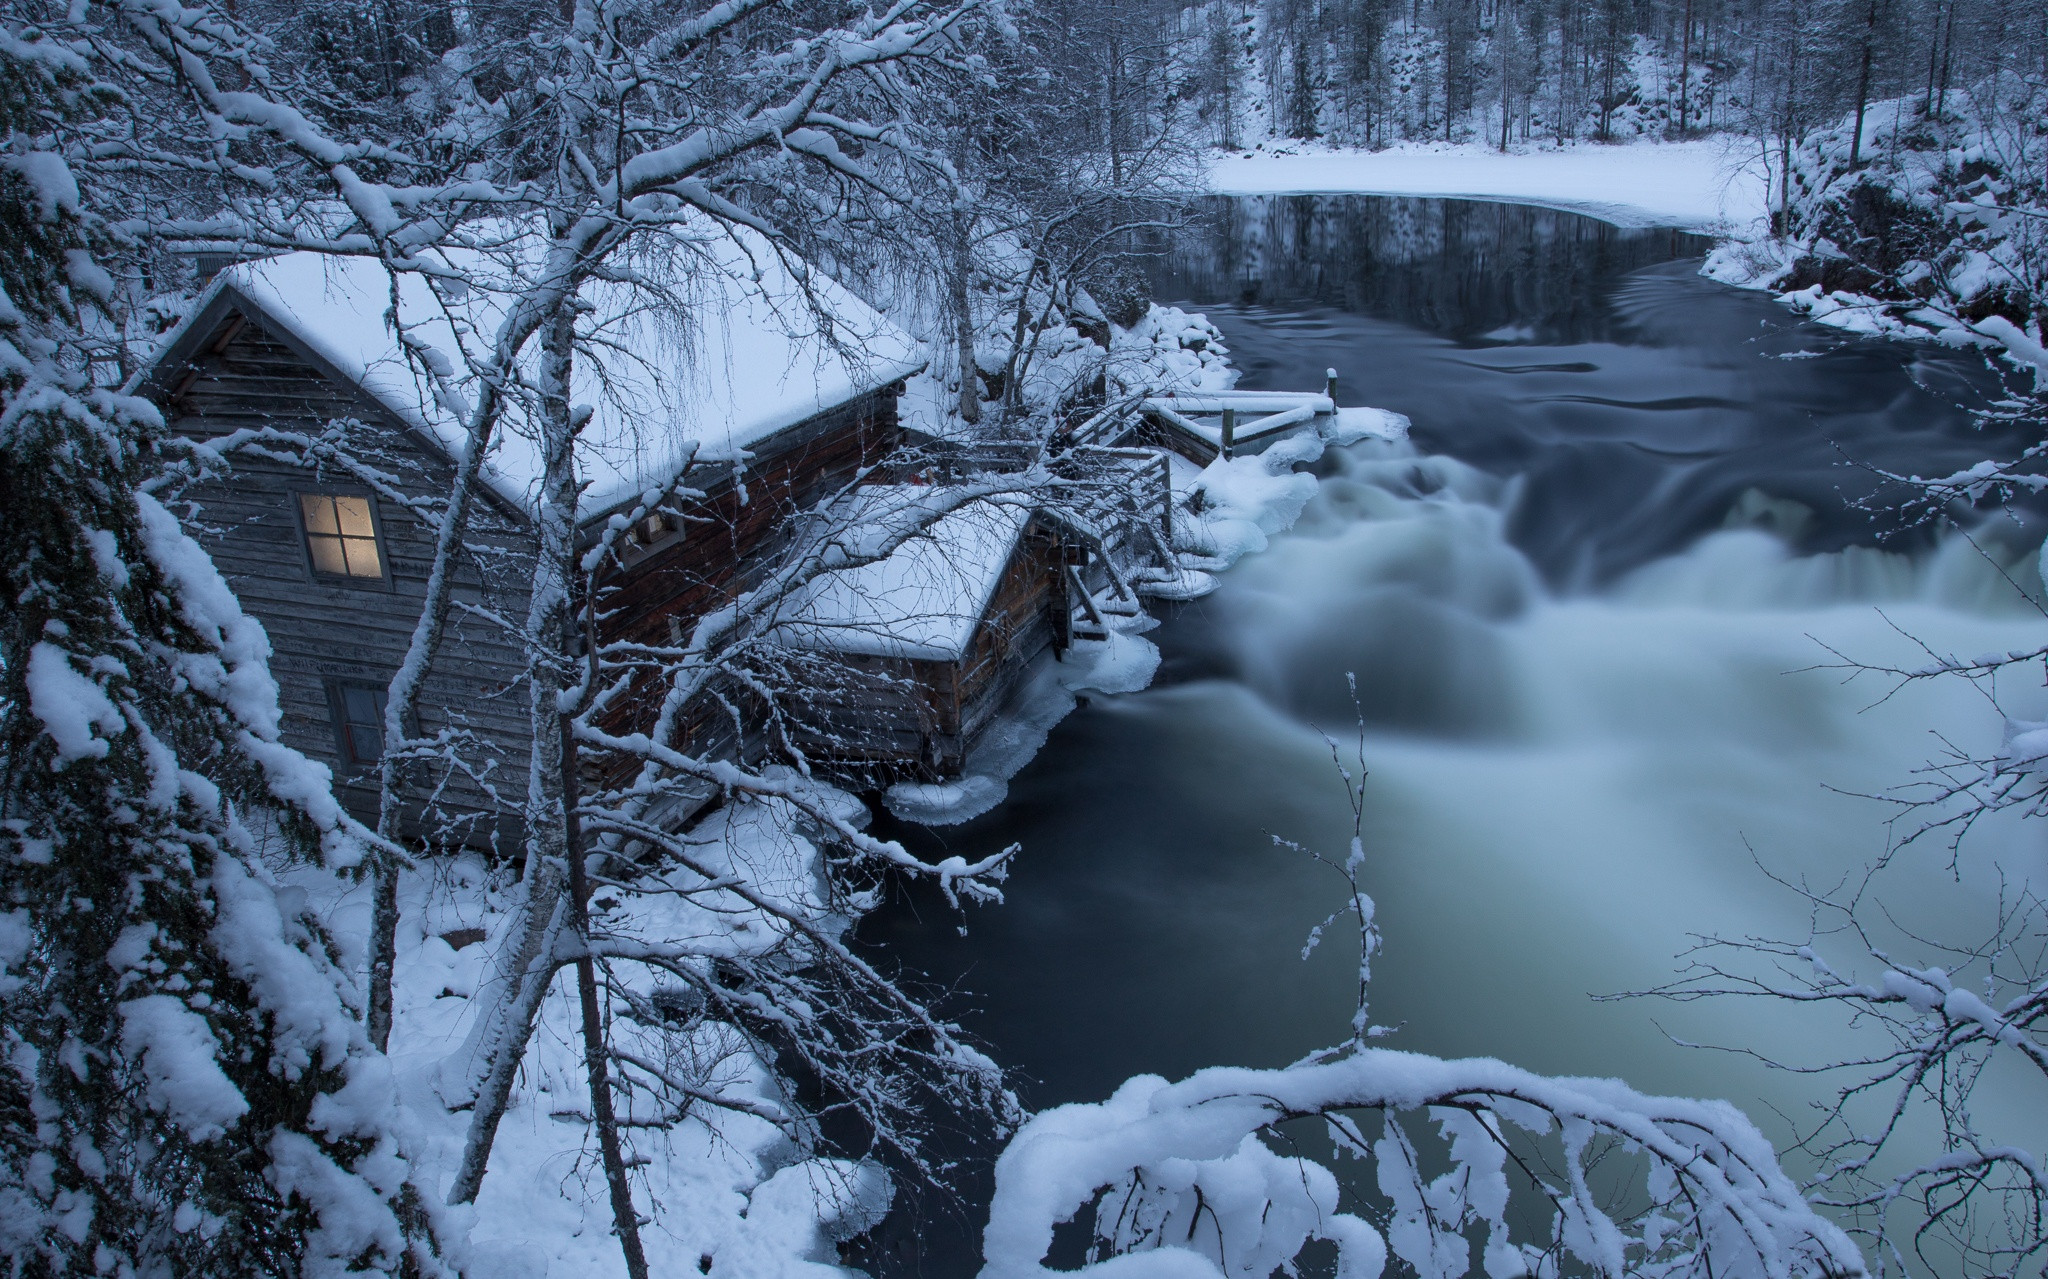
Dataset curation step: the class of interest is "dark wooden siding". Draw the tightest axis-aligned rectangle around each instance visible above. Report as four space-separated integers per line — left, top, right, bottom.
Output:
950 524 1063 751
587 390 912 786
161 308 536 849
156 291 1056 826
775 519 1063 786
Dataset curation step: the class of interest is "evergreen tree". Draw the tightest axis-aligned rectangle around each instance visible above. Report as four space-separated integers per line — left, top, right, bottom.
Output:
0 25 442 1278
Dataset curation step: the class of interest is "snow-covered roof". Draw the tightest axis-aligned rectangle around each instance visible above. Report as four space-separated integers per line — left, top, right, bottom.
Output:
770 488 1034 663
147 226 924 520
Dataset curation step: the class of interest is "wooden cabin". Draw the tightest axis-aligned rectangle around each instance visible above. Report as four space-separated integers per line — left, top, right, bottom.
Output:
764 489 1073 782
133 238 926 844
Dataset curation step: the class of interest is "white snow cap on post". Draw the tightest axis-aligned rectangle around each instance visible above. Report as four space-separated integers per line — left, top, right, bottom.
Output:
981 1051 1866 1279
147 222 923 519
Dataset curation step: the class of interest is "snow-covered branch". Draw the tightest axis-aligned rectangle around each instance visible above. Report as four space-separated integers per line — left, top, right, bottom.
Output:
984 1052 1866 1279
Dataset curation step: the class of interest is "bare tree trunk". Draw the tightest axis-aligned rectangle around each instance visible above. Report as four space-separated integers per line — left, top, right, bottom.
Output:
561 712 649 1279
1779 38 1800 234
1499 9 1511 152
366 838 403 1053
1106 34 1124 186
1000 252 1042 413
1922 0 1942 116
1677 0 1694 136
1848 0 1880 169
1937 0 1957 117
1598 3 1618 141
449 296 580 1207
368 354 510 1051
950 206 980 425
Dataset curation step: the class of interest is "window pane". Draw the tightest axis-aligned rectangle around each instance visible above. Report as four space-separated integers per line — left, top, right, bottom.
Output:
343 685 383 721
308 534 348 575
341 535 383 578
336 683 388 763
333 496 375 538
347 723 383 763
300 494 339 535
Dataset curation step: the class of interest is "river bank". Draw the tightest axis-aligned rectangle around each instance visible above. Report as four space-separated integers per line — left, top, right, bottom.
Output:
1207 138 1773 233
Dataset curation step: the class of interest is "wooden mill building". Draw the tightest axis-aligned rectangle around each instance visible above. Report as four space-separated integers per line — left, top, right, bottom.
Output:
130 236 1081 846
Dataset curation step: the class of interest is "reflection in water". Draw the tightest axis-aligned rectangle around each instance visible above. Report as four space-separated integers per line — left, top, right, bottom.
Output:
854 198 2047 1277
1152 195 1709 342
1157 195 2043 587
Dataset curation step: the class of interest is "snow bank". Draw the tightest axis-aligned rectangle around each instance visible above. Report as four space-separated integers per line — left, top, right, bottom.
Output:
299 776 891 1279
1110 307 1239 396
1208 139 1772 233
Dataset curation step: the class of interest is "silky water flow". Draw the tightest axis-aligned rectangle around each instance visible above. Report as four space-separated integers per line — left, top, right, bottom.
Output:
851 196 2048 1277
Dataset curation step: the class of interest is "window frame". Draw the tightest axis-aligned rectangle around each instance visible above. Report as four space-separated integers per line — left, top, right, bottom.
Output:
324 678 392 769
292 488 395 589
616 507 687 567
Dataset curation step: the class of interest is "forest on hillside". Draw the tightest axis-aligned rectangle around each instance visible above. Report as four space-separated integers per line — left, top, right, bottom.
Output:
1165 0 2048 152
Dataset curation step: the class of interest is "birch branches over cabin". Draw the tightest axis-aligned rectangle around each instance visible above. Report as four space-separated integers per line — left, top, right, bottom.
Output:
8 0 1133 1265
130 229 1068 1246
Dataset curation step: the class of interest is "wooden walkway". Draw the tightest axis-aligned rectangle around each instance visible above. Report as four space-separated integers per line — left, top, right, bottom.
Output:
1063 370 1342 464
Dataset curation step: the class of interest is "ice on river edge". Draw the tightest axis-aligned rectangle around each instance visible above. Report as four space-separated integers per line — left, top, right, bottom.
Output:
883 405 1409 826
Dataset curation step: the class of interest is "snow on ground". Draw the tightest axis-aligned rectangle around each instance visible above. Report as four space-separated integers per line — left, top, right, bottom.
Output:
1207 139 1772 234
1699 96 2048 380
290 785 883 1279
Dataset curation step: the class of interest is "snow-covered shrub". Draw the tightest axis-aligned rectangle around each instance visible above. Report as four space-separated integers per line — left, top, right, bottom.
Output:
983 1053 1866 1279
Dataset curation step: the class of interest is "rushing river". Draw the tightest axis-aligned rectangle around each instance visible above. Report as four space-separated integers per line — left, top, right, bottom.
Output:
853 196 2048 1277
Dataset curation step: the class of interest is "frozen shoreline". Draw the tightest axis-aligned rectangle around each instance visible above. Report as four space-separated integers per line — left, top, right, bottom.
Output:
1206 138 1772 234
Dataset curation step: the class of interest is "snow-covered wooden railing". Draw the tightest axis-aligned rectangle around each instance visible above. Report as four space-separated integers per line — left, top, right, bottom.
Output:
1066 446 1171 546
1141 371 1341 460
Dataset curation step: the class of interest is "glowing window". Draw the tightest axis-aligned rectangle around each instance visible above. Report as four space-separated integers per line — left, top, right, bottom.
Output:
299 493 385 580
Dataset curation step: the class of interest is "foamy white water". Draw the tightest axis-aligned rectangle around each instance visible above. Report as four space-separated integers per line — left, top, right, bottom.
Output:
856 196 2045 1275
1206 438 2045 1150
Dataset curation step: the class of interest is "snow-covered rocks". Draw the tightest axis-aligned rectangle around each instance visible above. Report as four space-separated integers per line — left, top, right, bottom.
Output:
1169 407 1412 586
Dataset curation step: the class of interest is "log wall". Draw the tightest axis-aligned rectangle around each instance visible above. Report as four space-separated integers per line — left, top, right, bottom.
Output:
155 285 1052 829
159 304 536 851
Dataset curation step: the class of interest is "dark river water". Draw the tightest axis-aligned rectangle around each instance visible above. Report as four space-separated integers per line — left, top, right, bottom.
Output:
851 196 2048 1277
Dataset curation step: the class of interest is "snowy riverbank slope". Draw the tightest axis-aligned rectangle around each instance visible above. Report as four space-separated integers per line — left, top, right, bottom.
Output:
1207 139 1772 234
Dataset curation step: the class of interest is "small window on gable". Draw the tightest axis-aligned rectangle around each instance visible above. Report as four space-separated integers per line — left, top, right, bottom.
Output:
299 493 386 582
328 680 387 765
621 510 682 562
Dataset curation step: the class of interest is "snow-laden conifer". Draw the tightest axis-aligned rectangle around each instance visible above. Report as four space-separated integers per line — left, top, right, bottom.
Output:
0 25 444 1278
